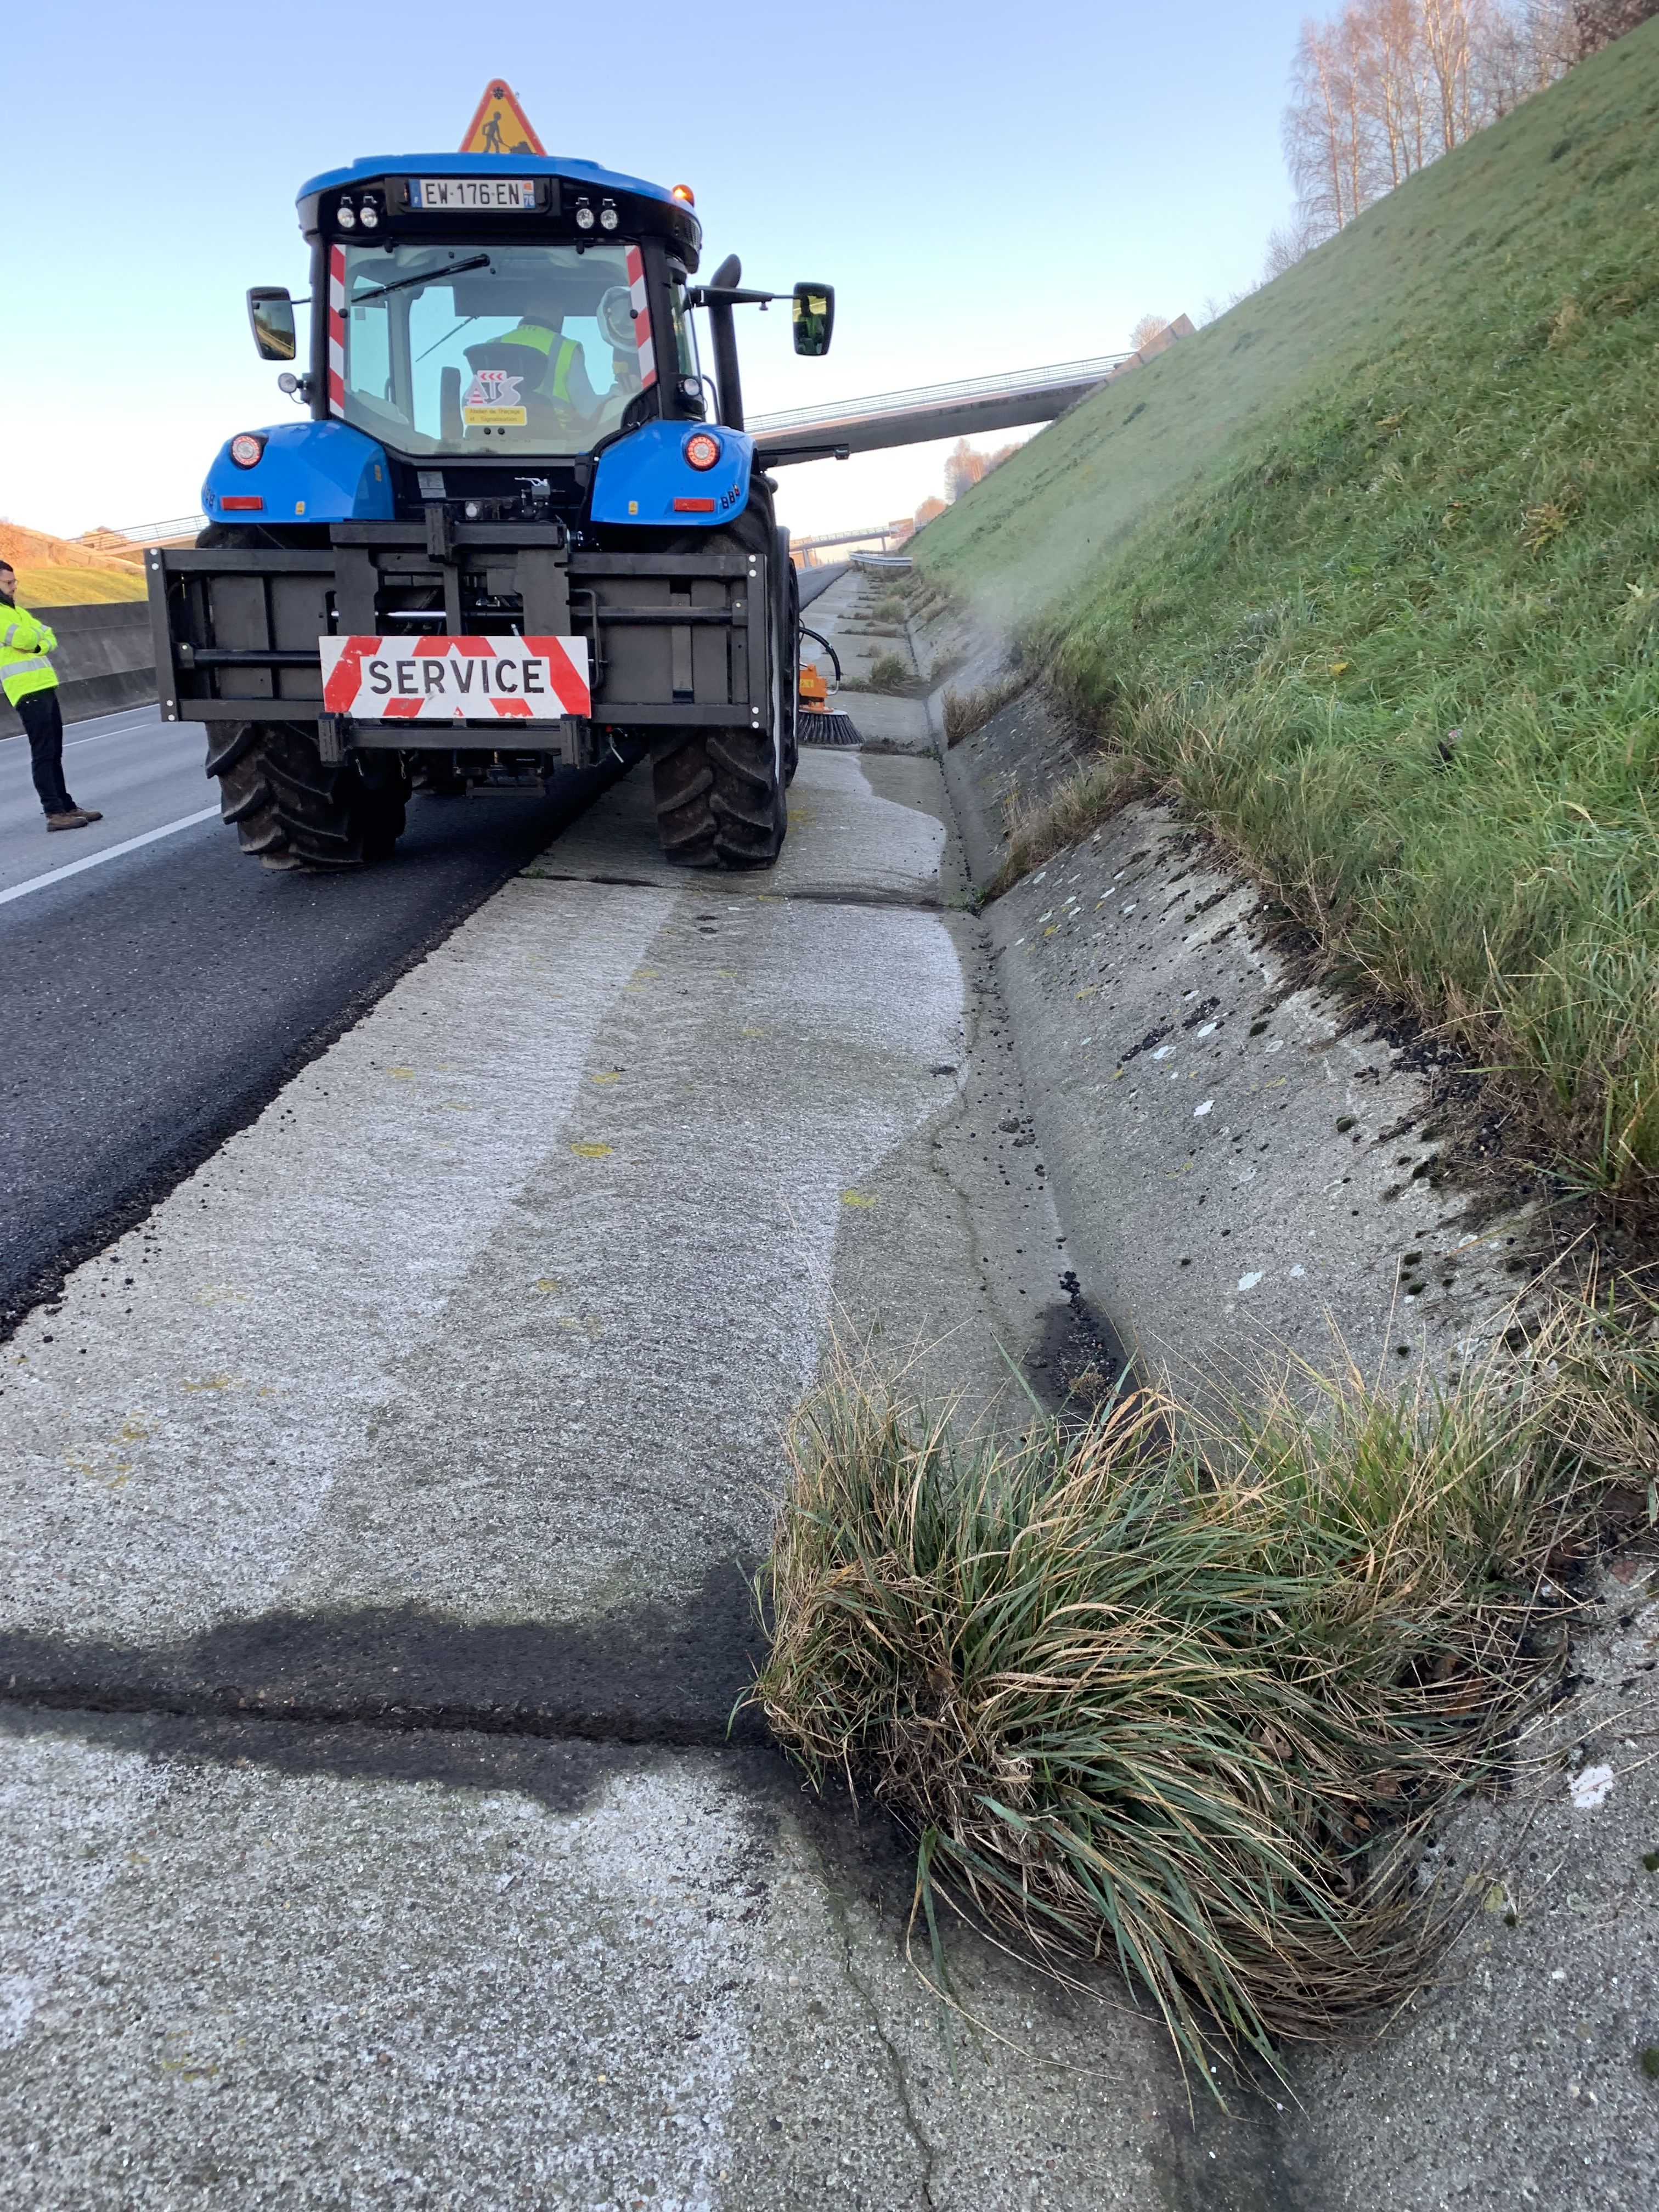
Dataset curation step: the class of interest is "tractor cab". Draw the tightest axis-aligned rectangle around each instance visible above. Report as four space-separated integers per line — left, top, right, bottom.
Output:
243 154 707 528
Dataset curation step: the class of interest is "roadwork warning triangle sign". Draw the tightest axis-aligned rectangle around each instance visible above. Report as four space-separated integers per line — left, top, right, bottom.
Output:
460 80 545 156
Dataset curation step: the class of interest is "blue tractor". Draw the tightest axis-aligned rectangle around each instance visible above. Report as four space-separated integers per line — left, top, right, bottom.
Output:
146 146 837 870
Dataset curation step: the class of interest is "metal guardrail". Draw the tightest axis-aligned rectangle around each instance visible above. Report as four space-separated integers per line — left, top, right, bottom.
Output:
792 524 913 552
84 515 209 549
748 352 1132 435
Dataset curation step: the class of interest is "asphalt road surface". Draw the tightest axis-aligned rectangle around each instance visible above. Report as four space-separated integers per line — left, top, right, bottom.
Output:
1 568 848 1330
0 704 626 1329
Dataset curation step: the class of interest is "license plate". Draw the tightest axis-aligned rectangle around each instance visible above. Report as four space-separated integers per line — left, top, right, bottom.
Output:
319 636 591 721
410 177 537 212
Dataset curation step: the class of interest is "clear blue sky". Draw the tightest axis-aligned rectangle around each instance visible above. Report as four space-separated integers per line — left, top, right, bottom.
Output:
3 0 1315 540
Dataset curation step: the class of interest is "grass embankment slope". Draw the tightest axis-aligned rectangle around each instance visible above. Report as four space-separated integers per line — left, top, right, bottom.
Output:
919 24 1659 1199
0 523 148 606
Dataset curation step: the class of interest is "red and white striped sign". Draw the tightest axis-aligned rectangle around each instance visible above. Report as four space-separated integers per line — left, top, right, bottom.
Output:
328 245 346 418
318 634 591 720
625 244 657 391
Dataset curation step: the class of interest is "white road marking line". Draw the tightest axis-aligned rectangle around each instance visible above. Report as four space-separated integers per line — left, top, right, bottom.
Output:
65 715 167 748
0 806 220 906
2 710 165 751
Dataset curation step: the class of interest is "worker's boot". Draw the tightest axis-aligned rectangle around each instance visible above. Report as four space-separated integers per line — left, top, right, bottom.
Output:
46 810 95 832
66 803 103 821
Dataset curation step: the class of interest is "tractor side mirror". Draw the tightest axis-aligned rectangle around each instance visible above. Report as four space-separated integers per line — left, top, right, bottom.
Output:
792 283 834 357
247 287 297 363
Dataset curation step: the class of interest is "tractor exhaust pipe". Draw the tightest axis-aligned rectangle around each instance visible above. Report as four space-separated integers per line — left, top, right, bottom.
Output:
707 253 744 432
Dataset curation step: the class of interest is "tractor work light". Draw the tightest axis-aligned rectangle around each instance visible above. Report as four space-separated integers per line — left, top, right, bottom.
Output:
229 433 267 469
599 200 619 231
574 199 595 231
672 183 695 205
683 431 722 471
337 201 357 230
358 201 380 231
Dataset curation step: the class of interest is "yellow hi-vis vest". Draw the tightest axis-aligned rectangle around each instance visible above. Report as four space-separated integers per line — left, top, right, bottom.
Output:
498 323 580 403
0 604 58 707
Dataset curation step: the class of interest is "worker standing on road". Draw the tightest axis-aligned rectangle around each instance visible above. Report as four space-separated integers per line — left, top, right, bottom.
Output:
0 562 101 832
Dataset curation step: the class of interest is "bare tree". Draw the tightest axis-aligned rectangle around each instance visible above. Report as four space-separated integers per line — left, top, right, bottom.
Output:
1361 0 1433 180
1262 212 1325 279
1479 0 1575 110
1278 0 1591 263
1129 314 1173 351
1573 0 1659 52
1285 16 1360 232
1419 0 1486 153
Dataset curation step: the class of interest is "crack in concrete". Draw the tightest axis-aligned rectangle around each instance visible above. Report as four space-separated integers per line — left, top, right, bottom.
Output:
817 1855 943 2208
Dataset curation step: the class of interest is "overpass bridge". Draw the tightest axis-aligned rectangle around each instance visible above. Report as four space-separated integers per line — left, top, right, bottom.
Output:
748 349 1135 465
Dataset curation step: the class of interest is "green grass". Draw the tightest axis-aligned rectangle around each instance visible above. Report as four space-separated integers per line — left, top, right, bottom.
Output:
917 24 1659 1198
754 1310 1657 2093
15 562 148 606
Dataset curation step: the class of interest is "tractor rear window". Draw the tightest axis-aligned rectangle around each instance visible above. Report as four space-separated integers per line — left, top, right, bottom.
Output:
336 240 648 458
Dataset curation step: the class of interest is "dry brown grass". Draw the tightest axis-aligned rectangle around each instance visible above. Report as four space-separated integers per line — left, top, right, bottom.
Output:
990 749 1152 891
752 1307 1656 2095
943 674 1027 748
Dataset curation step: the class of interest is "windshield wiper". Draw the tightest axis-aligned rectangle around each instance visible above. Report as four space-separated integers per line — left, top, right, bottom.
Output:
354 254 490 304
416 314 482 363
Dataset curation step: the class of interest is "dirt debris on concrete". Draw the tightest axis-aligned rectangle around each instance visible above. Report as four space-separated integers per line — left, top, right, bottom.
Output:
935 662 1550 1393
1286 1563 1659 2210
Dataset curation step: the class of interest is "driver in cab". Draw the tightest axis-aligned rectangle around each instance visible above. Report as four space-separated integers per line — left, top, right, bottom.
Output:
470 292 597 431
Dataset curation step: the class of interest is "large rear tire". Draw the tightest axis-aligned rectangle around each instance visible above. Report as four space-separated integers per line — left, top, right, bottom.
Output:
206 720 408 869
652 727 785 868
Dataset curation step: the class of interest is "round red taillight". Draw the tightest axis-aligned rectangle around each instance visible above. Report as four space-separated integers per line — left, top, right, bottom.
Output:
229 433 266 469
683 432 722 472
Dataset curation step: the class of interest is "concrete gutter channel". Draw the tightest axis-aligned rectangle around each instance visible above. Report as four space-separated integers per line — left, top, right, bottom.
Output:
0 575 1650 2207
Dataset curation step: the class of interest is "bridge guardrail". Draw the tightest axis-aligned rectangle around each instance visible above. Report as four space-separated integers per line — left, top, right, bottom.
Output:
749 352 1132 436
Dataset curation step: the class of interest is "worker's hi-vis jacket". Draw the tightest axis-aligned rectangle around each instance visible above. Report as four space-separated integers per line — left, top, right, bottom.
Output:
0 604 59 707
498 323 580 403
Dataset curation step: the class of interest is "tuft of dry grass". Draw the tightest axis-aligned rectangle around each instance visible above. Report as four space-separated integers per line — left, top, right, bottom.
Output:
943 674 1027 748
991 749 1150 890
752 1315 1654 2094
866 651 914 692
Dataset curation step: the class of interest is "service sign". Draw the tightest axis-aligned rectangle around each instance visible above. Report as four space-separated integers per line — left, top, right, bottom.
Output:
319 635 591 721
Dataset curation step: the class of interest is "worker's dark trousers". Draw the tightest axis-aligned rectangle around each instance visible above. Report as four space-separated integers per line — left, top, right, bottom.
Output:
14 688 74 816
